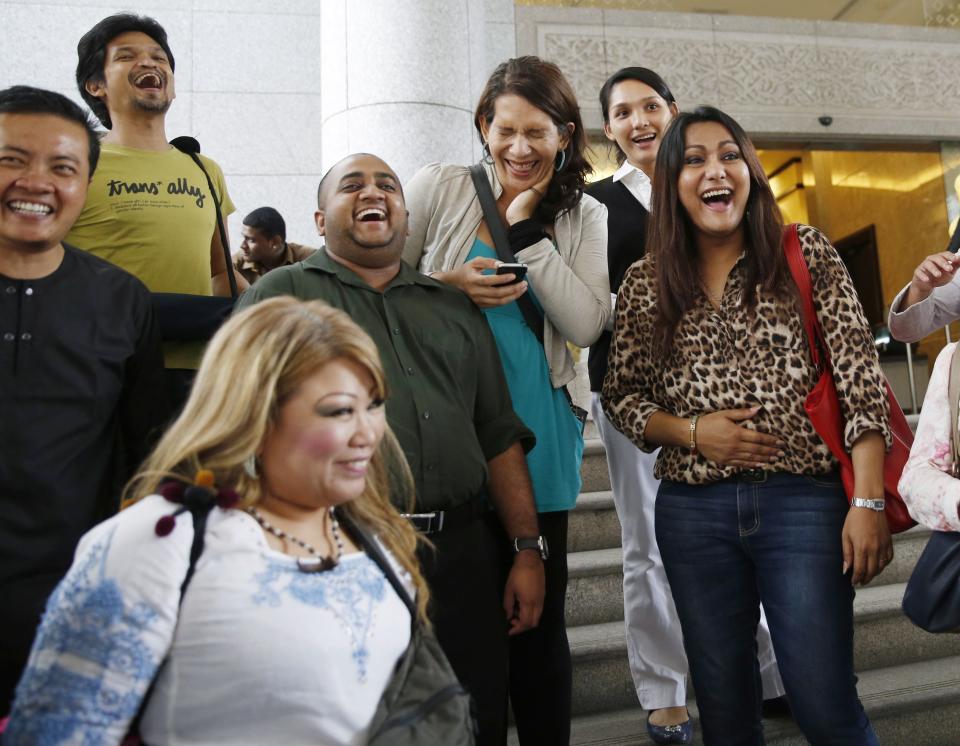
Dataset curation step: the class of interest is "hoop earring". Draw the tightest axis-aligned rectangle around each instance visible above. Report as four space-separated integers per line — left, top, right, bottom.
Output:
554 148 567 172
482 142 494 165
243 454 259 479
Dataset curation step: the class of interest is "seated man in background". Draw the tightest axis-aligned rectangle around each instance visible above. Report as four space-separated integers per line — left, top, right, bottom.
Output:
234 206 315 285
0 85 166 715
236 153 546 746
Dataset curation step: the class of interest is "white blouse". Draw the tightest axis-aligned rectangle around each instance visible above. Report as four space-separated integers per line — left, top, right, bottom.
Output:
6 495 412 745
899 342 960 531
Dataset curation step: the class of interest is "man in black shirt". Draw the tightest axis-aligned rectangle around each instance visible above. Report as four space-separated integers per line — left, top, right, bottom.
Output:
0 86 167 714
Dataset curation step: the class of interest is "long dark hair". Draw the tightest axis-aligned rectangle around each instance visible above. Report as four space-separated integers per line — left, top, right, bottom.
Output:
598 66 676 166
474 56 591 222
649 106 791 355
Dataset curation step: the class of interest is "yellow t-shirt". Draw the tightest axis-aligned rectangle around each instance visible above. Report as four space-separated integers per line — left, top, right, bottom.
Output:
66 143 235 369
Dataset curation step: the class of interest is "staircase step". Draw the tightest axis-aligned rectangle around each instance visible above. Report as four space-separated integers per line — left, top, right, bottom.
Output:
567 547 623 626
581 438 610 493
565 526 934 628
566 584 960 716
509 655 960 745
569 491 620 552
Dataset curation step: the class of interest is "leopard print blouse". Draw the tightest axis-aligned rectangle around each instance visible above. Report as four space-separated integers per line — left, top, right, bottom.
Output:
601 224 891 485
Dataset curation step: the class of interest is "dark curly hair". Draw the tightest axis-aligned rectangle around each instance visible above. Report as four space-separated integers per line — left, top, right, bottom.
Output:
76 13 175 130
474 56 591 223
648 106 792 355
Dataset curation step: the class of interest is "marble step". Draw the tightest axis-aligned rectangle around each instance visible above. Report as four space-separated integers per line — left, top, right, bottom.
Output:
569 491 620 553
581 437 611 494
565 526 933 627
508 655 960 745
565 582 960 717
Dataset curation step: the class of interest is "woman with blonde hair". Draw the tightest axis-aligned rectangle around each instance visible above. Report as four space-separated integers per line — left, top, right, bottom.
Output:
6 297 433 745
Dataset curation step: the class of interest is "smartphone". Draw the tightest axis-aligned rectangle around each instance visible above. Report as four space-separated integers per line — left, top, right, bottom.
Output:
496 262 528 285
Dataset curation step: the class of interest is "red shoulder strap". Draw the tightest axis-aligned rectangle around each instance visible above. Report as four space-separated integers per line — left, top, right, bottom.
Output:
782 223 824 370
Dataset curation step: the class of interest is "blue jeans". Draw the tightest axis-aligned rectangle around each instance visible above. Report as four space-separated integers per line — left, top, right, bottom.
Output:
654 471 878 746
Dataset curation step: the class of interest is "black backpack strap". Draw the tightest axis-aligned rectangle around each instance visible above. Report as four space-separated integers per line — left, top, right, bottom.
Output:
338 510 417 629
179 504 212 600
468 164 545 344
170 136 238 299
129 500 212 736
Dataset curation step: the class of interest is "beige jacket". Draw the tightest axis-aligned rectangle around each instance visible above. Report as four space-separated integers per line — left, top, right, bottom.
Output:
403 161 610 388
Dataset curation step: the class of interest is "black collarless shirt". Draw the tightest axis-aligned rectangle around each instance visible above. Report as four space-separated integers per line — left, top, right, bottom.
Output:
0 244 167 658
585 176 650 392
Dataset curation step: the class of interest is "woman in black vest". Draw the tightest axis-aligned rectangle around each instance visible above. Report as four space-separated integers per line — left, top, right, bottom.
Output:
586 68 786 744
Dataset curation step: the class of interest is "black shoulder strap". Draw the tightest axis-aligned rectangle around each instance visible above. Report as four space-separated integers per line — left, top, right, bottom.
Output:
130 500 212 735
337 509 418 629
468 164 545 344
179 505 212 600
170 137 239 299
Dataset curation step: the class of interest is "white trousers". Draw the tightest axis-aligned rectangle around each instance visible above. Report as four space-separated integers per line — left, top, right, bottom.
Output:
590 394 785 710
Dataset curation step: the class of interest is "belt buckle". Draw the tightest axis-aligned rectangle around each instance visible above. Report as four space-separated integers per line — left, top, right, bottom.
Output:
401 511 446 534
740 468 767 483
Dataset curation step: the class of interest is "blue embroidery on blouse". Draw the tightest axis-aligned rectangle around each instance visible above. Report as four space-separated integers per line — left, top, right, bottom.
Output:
252 554 387 681
6 527 163 745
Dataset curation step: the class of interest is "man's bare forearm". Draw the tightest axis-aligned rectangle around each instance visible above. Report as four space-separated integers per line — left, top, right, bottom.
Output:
486 442 539 537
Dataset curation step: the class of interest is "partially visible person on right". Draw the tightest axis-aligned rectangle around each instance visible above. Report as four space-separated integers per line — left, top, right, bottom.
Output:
899 341 960 530
234 205 315 285
887 250 960 341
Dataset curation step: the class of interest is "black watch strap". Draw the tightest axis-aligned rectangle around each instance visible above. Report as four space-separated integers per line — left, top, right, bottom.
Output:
513 535 549 560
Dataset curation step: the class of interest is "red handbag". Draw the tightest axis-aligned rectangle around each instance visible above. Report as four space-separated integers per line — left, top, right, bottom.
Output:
783 224 916 533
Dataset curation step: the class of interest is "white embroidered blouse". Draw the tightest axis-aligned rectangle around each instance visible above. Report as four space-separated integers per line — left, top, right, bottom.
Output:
899 342 960 531
6 495 412 745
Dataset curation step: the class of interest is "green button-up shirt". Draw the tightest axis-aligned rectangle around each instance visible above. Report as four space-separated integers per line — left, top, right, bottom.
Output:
234 248 534 512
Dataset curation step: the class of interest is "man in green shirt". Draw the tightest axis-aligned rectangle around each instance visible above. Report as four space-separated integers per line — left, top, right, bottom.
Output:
235 153 544 746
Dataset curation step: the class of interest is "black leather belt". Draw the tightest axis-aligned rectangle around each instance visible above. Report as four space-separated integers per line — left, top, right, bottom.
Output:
402 498 488 535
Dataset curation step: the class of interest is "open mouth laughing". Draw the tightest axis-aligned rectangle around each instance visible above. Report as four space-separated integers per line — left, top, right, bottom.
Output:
631 132 656 146
356 207 386 223
133 71 163 91
701 188 733 210
504 158 538 179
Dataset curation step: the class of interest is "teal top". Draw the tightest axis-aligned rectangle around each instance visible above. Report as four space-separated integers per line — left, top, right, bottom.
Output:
466 238 583 513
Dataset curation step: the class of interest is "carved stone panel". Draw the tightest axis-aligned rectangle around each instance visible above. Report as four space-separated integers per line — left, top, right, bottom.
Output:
518 6 960 139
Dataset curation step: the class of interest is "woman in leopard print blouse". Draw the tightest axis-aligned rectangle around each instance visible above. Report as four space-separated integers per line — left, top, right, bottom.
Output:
602 106 892 745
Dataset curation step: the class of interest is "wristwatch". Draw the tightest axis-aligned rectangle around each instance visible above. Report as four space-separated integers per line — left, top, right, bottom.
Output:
851 497 885 512
513 535 549 560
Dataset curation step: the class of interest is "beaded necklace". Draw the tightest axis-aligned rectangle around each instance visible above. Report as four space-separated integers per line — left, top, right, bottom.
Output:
247 506 344 573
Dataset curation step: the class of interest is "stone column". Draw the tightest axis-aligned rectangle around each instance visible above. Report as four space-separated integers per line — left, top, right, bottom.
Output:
321 0 491 183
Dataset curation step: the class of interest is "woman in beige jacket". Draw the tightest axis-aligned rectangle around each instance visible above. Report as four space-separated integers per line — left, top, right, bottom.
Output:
403 56 608 746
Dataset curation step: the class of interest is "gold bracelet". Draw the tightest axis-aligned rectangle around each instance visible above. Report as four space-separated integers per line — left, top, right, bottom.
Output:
689 414 700 454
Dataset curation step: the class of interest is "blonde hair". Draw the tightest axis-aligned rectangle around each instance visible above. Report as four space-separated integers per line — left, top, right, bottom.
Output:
126 297 430 621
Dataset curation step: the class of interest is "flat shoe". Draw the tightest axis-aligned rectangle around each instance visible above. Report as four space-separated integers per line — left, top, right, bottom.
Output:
646 714 693 744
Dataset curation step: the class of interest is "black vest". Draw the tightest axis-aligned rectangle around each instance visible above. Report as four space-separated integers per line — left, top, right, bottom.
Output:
585 175 650 392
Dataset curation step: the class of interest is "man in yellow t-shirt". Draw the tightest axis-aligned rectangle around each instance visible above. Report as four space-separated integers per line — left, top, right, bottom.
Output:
68 13 246 383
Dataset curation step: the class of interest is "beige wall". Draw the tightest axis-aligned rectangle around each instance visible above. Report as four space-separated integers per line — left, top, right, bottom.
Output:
803 149 951 368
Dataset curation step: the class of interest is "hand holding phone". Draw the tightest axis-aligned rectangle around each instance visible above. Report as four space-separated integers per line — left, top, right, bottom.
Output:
495 262 528 285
